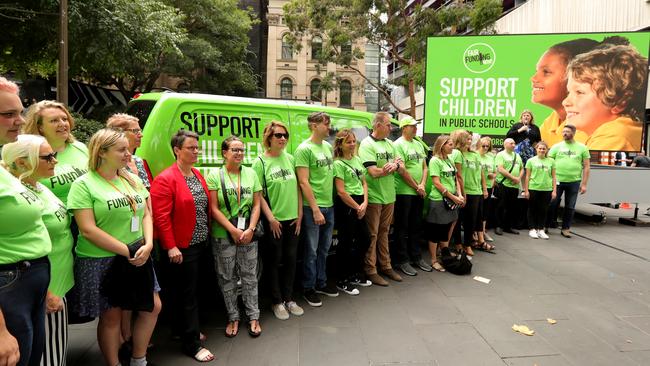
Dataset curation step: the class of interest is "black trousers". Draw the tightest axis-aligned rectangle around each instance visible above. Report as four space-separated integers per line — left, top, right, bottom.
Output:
334 195 370 282
266 219 299 304
528 190 552 229
169 241 207 356
391 194 424 264
496 185 520 231
462 194 483 246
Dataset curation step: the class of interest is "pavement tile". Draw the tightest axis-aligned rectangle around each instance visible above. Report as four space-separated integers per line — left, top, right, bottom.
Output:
299 326 368 366
417 323 507 366
502 355 571 366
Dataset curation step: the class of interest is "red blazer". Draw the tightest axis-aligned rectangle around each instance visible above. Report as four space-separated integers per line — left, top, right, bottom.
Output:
151 163 211 250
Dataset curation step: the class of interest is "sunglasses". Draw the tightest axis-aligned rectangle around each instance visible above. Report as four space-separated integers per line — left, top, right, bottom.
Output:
273 132 289 139
481 145 490 148
39 152 58 163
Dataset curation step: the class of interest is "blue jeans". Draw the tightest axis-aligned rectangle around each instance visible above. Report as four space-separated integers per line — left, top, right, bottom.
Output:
0 258 50 366
302 206 334 289
547 181 580 230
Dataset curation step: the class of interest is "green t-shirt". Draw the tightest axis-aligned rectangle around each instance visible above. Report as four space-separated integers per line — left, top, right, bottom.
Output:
526 156 555 192
39 141 89 205
495 150 523 189
334 156 364 196
251 152 299 222
428 156 457 201
68 171 150 258
33 184 74 297
548 141 590 183
479 152 497 189
0 168 52 264
294 139 334 208
393 137 426 195
359 136 396 204
460 151 483 195
206 166 262 239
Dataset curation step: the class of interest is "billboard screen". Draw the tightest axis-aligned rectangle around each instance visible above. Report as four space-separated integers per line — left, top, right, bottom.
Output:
424 32 649 151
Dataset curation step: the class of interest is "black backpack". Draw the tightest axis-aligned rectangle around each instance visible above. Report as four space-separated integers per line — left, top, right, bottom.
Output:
440 247 472 275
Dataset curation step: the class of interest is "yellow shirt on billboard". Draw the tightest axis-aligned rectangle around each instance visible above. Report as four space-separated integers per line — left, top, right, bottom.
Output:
585 116 642 151
540 111 588 146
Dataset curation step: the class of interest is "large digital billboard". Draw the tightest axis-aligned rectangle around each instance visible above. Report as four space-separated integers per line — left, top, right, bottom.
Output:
424 32 649 151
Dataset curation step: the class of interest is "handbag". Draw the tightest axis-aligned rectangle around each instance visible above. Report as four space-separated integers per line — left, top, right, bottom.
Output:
440 247 472 275
219 168 264 241
493 155 518 199
442 197 458 211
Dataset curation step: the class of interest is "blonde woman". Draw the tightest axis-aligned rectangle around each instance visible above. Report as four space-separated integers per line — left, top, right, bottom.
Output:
425 135 464 272
23 101 88 205
252 121 304 320
68 129 160 366
106 113 152 189
2 135 74 366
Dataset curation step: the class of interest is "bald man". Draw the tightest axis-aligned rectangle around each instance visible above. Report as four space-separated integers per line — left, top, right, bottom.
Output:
494 138 523 235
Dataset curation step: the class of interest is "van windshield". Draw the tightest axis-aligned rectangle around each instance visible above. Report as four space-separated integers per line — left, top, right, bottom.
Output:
126 100 157 129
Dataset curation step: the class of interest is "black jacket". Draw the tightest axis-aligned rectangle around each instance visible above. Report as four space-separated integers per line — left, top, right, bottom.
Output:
506 123 541 145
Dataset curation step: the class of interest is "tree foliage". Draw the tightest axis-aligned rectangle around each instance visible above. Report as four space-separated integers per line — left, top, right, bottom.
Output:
283 0 503 117
0 0 257 98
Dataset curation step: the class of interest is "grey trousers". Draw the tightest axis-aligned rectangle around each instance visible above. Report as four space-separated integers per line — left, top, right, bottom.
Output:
212 237 260 322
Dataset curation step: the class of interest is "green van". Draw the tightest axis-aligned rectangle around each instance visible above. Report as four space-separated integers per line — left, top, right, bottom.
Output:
126 92 404 177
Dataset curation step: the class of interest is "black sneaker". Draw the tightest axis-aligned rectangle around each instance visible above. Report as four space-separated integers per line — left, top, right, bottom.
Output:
336 281 360 295
349 274 372 287
303 289 322 307
315 283 339 297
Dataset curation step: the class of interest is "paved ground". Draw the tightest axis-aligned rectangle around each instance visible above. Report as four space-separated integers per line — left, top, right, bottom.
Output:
67 217 650 366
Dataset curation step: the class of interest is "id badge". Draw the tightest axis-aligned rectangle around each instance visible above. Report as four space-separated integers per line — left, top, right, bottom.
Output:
237 216 246 230
131 216 139 232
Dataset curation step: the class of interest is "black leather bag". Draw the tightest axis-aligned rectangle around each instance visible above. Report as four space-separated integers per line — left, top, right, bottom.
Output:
440 247 472 275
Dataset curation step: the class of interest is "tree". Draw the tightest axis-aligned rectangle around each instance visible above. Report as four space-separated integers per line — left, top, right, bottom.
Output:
0 1 59 78
162 0 258 95
68 0 187 98
2 0 258 99
283 0 503 118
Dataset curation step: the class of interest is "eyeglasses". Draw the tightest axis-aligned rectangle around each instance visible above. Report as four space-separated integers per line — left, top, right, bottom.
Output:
273 132 289 139
39 152 58 163
230 148 245 153
125 128 142 134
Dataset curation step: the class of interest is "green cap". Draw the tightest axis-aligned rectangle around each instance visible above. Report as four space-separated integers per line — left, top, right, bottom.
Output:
399 117 420 129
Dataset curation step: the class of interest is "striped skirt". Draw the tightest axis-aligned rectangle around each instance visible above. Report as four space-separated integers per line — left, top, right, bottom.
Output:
41 297 68 366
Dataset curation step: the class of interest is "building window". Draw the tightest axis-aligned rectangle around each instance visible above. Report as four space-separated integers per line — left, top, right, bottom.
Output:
310 79 322 102
280 78 293 99
341 42 352 58
339 80 352 107
311 36 322 60
281 34 293 60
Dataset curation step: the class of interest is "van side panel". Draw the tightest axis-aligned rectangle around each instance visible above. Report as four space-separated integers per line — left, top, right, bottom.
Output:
139 97 290 177
285 106 374 149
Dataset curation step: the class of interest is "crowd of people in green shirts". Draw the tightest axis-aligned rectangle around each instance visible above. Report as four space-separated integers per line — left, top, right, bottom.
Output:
0 73 591 366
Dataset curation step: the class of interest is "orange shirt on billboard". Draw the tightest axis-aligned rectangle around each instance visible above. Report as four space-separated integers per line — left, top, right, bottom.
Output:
585 116 642 151
540 111 588 146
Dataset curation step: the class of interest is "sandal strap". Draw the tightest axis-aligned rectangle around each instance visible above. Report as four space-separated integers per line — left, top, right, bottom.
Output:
195 348 213 361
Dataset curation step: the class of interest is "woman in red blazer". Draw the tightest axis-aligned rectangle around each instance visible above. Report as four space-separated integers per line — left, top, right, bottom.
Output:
150 130 214 362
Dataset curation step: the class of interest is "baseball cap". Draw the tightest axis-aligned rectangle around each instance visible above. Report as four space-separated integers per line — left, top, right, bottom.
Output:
399 117 420 129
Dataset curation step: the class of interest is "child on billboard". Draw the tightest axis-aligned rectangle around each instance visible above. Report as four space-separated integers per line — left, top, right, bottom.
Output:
563 45 647 151
531 37 629 146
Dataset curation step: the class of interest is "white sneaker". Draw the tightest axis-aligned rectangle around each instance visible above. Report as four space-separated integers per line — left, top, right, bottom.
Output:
538 230 549 240
528 229 539 239
272 303 289 320
285 301 304 316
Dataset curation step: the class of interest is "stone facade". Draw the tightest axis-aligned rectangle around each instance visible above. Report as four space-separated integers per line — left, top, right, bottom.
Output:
266 0 367 110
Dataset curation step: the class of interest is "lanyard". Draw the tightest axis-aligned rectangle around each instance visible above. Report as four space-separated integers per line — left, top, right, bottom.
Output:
104 175 137 216
226 170 242 207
